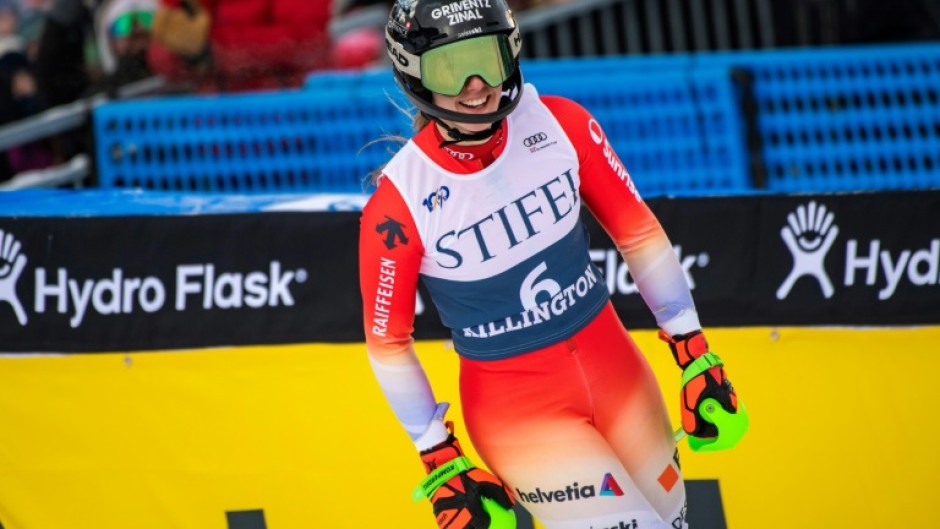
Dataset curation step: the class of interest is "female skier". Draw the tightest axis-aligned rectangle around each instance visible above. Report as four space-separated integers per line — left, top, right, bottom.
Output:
358 1 741 528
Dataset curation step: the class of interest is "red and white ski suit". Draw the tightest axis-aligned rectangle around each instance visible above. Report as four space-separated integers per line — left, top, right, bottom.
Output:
359 84 698 529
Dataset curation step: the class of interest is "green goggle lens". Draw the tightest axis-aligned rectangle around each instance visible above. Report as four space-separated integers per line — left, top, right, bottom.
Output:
110 11 154 37
420 34 515 97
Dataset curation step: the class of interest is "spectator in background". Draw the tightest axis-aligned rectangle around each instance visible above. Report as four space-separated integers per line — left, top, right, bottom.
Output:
23 0 93 176
16 0 48 62
328 0 574 70
0 60 54 184
335 0 384 10
840 0 940 43
507 0 571 10
148 0 334 92
0 0 24 58
33 0 90 109
331 0 386 69
0 0 53 182
331 25 382 69
94 0 155 92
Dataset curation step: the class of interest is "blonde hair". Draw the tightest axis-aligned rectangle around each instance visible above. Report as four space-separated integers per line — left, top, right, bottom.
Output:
365 106 433 186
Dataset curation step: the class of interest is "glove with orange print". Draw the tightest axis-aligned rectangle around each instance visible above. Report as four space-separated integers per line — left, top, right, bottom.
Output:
412 424 516 529
660 330 739 440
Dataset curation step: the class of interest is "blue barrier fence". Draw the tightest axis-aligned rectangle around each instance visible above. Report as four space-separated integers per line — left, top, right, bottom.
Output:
699 45 940 192
0 188 370 216
92 90 411 193
91 43 940 196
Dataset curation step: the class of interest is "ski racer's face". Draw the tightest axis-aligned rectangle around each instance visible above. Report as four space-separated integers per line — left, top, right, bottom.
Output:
431 75 503 135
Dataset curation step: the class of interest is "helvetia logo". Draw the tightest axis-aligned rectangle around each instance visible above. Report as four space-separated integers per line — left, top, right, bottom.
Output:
599 472 624 496
0 230 28 326
777 201 839 300
515 473 623 504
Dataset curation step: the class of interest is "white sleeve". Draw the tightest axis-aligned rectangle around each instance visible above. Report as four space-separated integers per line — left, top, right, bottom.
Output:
622 243 702 336
367 345 450 451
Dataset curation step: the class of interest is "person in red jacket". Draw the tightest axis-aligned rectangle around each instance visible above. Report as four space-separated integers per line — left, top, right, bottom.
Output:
148 0 333 92
359 1 745 528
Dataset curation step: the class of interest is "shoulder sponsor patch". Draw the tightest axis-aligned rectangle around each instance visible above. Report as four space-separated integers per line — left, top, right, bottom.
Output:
376 215 410 250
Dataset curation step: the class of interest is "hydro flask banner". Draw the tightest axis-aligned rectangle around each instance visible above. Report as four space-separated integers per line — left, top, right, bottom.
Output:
1 191 936 352
0 213 362 352
617 191 940 328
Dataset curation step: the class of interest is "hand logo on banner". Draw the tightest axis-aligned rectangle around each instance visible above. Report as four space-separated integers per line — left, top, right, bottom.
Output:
0 230 28 326
777 201 839 300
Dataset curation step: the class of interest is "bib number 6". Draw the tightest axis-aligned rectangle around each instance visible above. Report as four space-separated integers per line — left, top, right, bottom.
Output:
520 262 561 309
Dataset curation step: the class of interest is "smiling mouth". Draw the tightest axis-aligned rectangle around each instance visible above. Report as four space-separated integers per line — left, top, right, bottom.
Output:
459 95 490 109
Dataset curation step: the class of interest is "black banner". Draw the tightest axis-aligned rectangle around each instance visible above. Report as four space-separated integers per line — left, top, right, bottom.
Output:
611 190 940 328
0 213 361 352
0 191 937 352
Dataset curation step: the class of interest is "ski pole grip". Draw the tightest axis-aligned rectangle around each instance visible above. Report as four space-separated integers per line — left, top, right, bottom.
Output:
680 351 723 387
412 455 475 502
686 398 750 452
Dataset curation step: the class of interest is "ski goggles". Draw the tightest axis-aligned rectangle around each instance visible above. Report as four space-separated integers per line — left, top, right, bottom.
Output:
420 34 515 96
110 11 153 38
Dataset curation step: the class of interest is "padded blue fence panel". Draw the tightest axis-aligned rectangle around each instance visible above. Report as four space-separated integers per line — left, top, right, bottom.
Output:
303 57 749 197
302 44 940 195
529 67 750 196
729 45 940 193
94 88 413 192
93 43 940 194
521 45 940 193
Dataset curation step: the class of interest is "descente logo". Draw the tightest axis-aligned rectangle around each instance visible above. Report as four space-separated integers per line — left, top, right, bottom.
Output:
0 229 306 329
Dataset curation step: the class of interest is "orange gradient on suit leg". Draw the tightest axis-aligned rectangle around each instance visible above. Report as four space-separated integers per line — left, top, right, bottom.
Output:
458 303 685 525
572 307 683 519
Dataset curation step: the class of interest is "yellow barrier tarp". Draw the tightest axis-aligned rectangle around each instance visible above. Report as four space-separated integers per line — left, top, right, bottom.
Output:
0 326 936 528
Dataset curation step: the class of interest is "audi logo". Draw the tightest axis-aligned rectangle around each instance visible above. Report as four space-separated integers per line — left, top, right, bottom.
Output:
523 133 548 148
